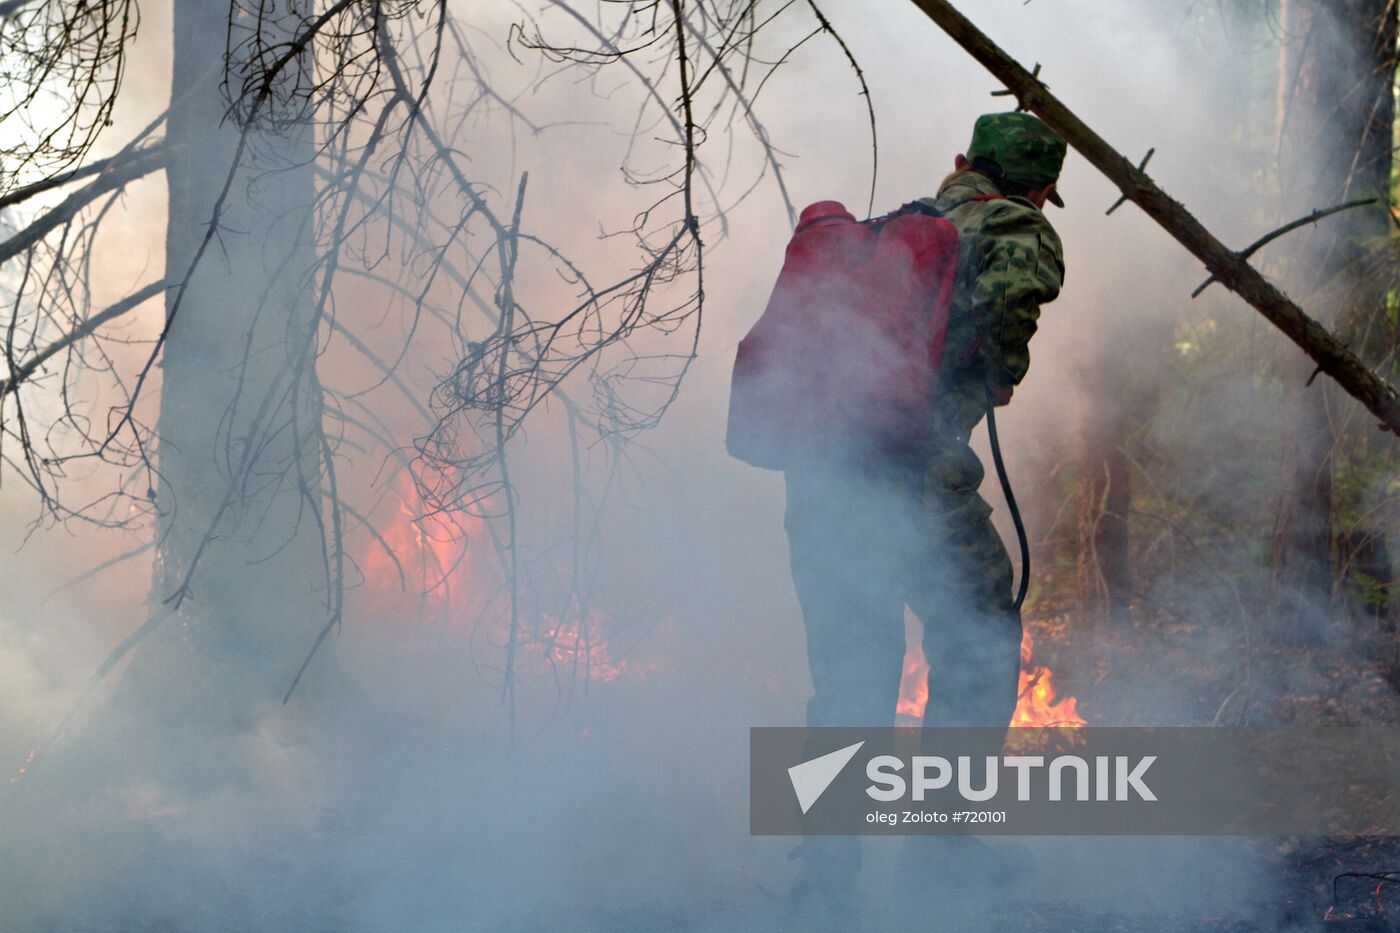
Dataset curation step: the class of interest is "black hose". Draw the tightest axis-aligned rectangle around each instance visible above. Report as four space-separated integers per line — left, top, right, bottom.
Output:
985 391 1030 612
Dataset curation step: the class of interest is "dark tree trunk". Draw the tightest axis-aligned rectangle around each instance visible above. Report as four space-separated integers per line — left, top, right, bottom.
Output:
118 0 326 757
1272 0 1395 630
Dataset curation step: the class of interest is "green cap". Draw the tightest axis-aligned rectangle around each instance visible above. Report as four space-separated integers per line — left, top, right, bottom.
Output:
967 112 1067 207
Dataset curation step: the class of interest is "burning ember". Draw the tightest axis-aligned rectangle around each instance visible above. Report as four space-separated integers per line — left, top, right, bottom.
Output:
359 475 660 684
897 623 1085 728
9 747 36 784
360 472 484 622
517 606 662 683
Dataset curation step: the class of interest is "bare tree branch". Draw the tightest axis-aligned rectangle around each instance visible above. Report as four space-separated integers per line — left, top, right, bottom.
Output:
1 279 164 399
0 144 166 266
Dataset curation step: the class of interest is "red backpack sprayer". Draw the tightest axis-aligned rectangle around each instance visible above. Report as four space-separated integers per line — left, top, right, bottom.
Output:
726 198 1030 611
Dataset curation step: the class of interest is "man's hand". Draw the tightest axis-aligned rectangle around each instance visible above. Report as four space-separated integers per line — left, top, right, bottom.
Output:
988 382 1014 407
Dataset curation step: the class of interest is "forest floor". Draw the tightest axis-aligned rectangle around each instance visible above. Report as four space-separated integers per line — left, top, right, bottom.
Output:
1024 572 1400 931
483 584 1400 933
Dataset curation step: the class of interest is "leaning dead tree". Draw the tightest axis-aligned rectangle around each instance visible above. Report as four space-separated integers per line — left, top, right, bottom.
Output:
910 0 1400 437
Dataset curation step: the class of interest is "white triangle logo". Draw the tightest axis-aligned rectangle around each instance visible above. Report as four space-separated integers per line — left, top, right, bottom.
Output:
787 741 865 815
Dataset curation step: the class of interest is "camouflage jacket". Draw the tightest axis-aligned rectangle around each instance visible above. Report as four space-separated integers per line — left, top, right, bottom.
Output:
916 170 1065 438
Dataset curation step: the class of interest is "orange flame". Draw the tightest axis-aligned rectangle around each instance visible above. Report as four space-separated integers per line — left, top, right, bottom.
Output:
897 627 1085 728
359 476 659 683
896 634 930 721
517 606 662 682
360 472 488 623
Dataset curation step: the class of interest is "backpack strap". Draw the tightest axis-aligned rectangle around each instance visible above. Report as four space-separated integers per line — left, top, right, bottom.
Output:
861 199 945 232
893 199 945 217
873 193 1003 225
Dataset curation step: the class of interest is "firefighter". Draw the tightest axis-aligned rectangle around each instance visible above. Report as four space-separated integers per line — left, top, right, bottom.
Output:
784 111 1066 924
906 111 1066 731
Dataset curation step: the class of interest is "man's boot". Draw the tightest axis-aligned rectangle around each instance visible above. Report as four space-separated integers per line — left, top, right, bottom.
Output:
785 839 862 931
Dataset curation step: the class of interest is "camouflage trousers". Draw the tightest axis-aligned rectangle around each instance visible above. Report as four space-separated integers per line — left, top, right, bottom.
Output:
781 435 1022 888
783 432 1021 731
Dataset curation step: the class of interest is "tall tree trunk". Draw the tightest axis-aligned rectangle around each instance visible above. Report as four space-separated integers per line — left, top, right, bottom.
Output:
119 0 325 755
1272 0 1395 631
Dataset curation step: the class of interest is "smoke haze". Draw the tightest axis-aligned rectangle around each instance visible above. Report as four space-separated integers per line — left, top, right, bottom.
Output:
1 1 1392 929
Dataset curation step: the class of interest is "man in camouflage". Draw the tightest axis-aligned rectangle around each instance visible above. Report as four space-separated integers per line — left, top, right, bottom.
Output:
784 112 1066 922
907 111 1066 729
